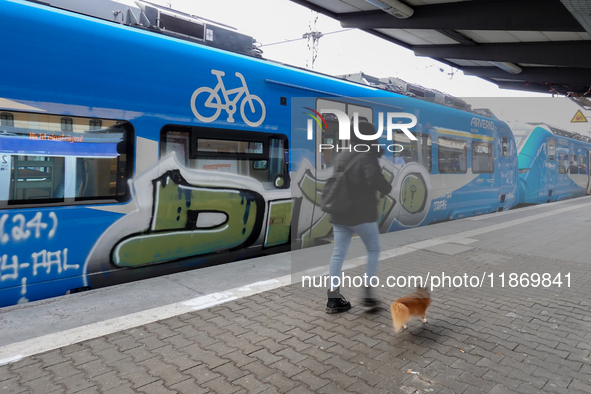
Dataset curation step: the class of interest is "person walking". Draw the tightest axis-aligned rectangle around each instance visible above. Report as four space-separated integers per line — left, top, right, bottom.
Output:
325 121 393 313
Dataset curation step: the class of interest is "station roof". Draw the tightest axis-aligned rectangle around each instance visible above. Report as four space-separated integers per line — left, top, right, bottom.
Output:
289 0 591 101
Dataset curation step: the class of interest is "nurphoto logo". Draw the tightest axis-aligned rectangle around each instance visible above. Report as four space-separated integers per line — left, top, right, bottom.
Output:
304 108 417 153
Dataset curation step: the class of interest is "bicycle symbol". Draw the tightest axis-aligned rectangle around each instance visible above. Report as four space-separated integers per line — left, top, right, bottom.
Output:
190 69 266 127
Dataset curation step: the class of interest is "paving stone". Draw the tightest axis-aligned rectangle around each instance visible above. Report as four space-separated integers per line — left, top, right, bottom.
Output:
135 380 177 393
124 345 158 363
0 377 29 394
241 361 278 380
55 371 96 392
231 373 273 394
140 357 189 387
264 372 301 393
269 359 305 378
7 361 49 383
103 382 141 394
291 369 332 391
21 374 64 393
109 358 159 389
89 370 130 392
346 365 385 386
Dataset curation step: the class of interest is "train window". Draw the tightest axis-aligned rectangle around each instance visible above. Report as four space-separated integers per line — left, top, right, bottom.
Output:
1 112 14 127
197 139 264 155
160 126 289 189
558 153 568 174
438 137 467 174
501 137 508 158
162 130 190 166
570 155 579 174
472 141 494 173
548 139 555 161
392 131 432 172
0 110 133 206
60 117 73 132
89 119 102 130
579 155 587 174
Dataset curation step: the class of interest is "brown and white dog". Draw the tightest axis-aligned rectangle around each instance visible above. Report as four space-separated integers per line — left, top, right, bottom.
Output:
390 287 431 333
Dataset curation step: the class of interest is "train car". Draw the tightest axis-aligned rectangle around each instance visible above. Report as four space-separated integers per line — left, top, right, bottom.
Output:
512 123 591 204
0 0 518 307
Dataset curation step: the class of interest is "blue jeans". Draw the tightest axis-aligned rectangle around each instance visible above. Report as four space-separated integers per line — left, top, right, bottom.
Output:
328 222 381 291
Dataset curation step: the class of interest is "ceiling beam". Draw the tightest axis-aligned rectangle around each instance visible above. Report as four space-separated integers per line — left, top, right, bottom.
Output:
413 41 591 68
462 67 591 86
493 81 587 94
339 0 583 32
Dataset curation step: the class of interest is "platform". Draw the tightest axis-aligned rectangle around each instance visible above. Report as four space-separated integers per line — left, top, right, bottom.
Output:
1 196 591 393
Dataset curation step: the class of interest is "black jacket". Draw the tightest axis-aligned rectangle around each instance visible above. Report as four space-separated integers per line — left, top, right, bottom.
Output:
329 150 393 226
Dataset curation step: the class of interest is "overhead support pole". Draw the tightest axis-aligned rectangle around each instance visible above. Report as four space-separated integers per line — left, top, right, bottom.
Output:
339 0 583 32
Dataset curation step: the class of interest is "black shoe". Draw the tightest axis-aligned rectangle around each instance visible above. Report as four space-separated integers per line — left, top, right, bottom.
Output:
326 288 351 314
361 287 379 308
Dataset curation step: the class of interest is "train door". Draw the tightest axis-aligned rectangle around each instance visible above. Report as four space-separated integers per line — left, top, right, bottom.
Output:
546 138 556 200
587 150 591 194
497 129 513 209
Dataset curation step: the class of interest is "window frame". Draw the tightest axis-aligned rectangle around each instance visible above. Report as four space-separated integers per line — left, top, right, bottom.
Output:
0 110 134 208
1 112 14 127
89 119 102 130
579 154 587 174
437 137 467 174
60 117 73 132
501 136 508 158
160 125 289 189
558 152 568 174
471 140 494 174
570 154 579 174
392 130 432 173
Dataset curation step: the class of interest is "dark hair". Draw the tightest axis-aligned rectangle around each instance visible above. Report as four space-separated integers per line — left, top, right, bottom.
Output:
350 121 384 156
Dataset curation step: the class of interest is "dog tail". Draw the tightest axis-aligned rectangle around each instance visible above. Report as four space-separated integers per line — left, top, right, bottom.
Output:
390 302 410 333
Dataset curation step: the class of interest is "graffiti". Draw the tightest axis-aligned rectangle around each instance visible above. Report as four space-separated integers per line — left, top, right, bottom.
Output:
295 162 396 248
377 168 396 223
433 192 451 211
32 248 77 275
433 199 447 211
111 170 265 267
264 200 293 248
0 209 81 304
1 248 76 280
0 211 58 244
1 247 77 304
400 173 428 214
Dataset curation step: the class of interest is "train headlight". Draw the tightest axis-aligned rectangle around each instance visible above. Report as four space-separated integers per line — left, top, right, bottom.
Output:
519 168 530 174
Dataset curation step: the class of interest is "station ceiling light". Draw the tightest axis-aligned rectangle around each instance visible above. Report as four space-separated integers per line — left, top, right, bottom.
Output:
363 0 414 19
488 61 523 75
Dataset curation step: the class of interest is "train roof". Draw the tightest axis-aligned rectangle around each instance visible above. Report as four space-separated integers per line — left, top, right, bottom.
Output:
527 122 591 143
29 0 261 57
17 0 502 123
337 72 501 117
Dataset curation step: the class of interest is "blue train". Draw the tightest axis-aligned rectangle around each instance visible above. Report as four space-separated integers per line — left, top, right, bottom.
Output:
513 123 591 204
0 0 583 307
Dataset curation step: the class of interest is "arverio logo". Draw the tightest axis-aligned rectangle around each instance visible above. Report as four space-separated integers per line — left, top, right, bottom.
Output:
304 108 418 152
